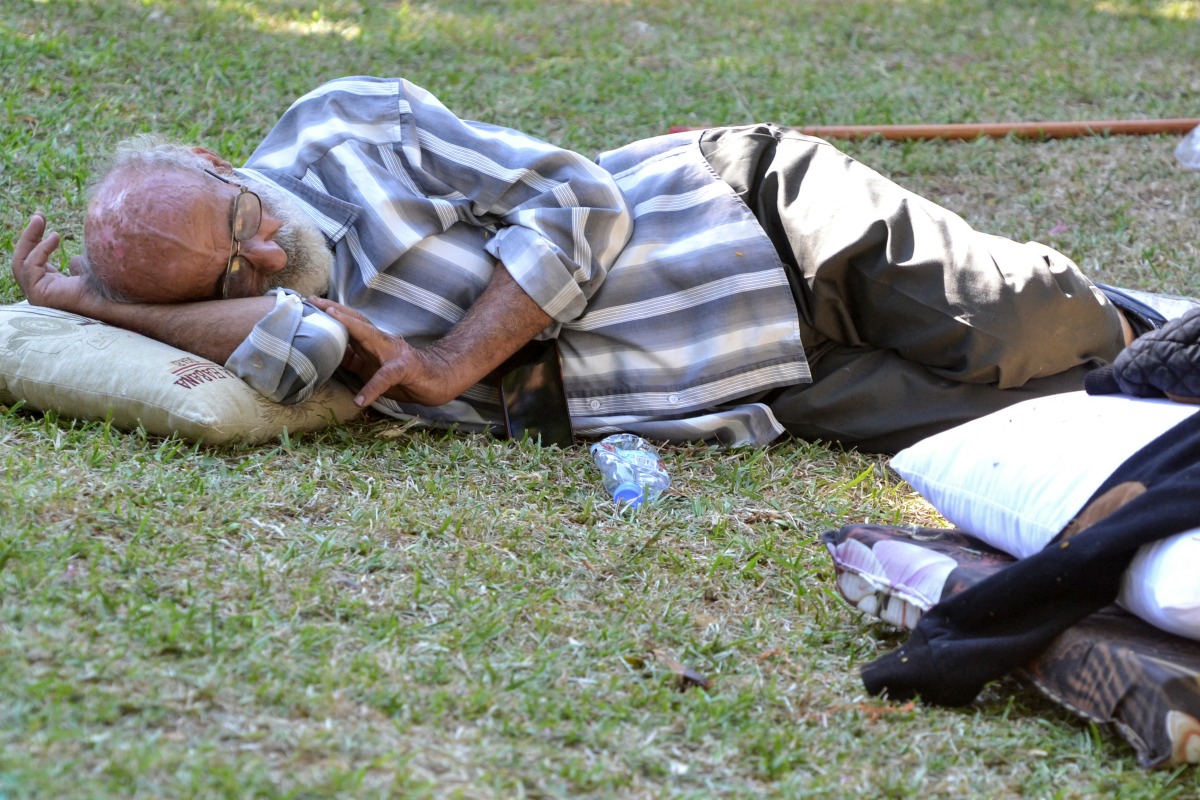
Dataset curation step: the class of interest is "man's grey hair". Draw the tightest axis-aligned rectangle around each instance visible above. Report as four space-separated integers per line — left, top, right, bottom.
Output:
76 253 128 303
91 133 211 188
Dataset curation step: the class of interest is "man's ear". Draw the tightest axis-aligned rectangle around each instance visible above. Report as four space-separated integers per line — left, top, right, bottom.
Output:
192 147 234 173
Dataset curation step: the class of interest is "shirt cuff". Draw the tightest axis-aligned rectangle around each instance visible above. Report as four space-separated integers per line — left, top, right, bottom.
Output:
224 289 348 404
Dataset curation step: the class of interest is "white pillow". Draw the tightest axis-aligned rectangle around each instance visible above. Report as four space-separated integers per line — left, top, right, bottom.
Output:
0 303 362 445
890 391 1200 640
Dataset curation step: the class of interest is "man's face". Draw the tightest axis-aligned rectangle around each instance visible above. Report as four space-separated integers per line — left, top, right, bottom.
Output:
246 175 335 299
88 168 332 304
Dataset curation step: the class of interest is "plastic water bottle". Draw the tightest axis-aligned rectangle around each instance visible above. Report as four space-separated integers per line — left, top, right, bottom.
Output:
589 434 671 507
1177 124 1200 170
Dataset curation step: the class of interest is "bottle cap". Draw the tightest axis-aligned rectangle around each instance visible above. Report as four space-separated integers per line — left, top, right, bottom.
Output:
611 482 644 507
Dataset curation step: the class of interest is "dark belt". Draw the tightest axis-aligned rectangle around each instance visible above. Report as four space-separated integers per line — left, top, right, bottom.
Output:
496 339 574 448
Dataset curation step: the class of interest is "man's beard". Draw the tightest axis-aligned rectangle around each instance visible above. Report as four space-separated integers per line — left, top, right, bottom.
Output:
247 177 334 298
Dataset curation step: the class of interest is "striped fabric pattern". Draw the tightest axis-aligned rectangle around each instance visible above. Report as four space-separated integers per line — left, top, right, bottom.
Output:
228 290 348 405
229 77 810 446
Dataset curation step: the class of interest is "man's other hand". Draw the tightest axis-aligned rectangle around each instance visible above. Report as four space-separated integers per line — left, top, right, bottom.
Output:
310 298 465 409
12 212 93 314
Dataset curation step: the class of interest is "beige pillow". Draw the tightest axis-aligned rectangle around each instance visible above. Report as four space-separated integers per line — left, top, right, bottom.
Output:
0 302 362 445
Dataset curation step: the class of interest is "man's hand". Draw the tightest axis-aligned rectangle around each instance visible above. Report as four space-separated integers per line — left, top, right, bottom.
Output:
11 212 96 313
12 212 107 318
311 262 556 409
310 299 465 407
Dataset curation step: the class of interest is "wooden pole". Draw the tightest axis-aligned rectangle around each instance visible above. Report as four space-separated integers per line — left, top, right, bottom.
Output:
667 119 1200 141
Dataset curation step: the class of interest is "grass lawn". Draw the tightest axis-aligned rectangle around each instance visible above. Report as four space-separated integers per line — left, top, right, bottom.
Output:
2 0 1200 797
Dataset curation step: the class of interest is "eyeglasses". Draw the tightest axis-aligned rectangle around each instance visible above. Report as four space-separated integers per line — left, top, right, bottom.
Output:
203 169 263 299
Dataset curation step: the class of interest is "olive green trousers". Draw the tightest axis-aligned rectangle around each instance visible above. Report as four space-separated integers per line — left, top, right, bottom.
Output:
701 124 1125 453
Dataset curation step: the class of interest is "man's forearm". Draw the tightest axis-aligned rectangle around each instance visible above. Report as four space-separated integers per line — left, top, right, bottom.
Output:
428 264 555 389
77 295 277 364
314 263 556 408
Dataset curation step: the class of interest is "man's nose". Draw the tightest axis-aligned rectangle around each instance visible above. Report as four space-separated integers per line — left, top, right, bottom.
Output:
242 235 287 274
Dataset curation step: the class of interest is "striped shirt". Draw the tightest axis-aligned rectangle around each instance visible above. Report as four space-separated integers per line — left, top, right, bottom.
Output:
225 77 810 446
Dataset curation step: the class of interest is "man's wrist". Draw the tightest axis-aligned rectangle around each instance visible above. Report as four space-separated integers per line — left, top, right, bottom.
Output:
70 291 120 321
410 343 471 406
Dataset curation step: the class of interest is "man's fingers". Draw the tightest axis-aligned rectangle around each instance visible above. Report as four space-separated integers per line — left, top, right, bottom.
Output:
12 213 49 270
312 297 427 407
334 309 378 337
319 300 370 330
11 215 69 305
310 297 365 321
353 379 384 408
354 366 403 408
339 343 378 381
30 231 61 266
322 303 402 356
341 318 395 362
312 298 387 341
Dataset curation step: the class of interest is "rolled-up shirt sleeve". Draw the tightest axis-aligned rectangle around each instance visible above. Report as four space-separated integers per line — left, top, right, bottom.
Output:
225 289 348 404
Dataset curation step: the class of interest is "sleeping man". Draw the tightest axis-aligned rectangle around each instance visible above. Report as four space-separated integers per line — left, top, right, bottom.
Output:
10 75 1156 453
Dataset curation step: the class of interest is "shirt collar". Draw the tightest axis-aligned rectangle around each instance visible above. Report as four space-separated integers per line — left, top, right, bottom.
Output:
234 167 361 244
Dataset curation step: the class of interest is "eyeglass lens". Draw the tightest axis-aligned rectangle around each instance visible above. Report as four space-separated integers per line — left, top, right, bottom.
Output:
232 190 262 243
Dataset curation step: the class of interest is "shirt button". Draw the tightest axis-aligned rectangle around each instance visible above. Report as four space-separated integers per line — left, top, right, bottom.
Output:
589 399 602 411
668 393 680 404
